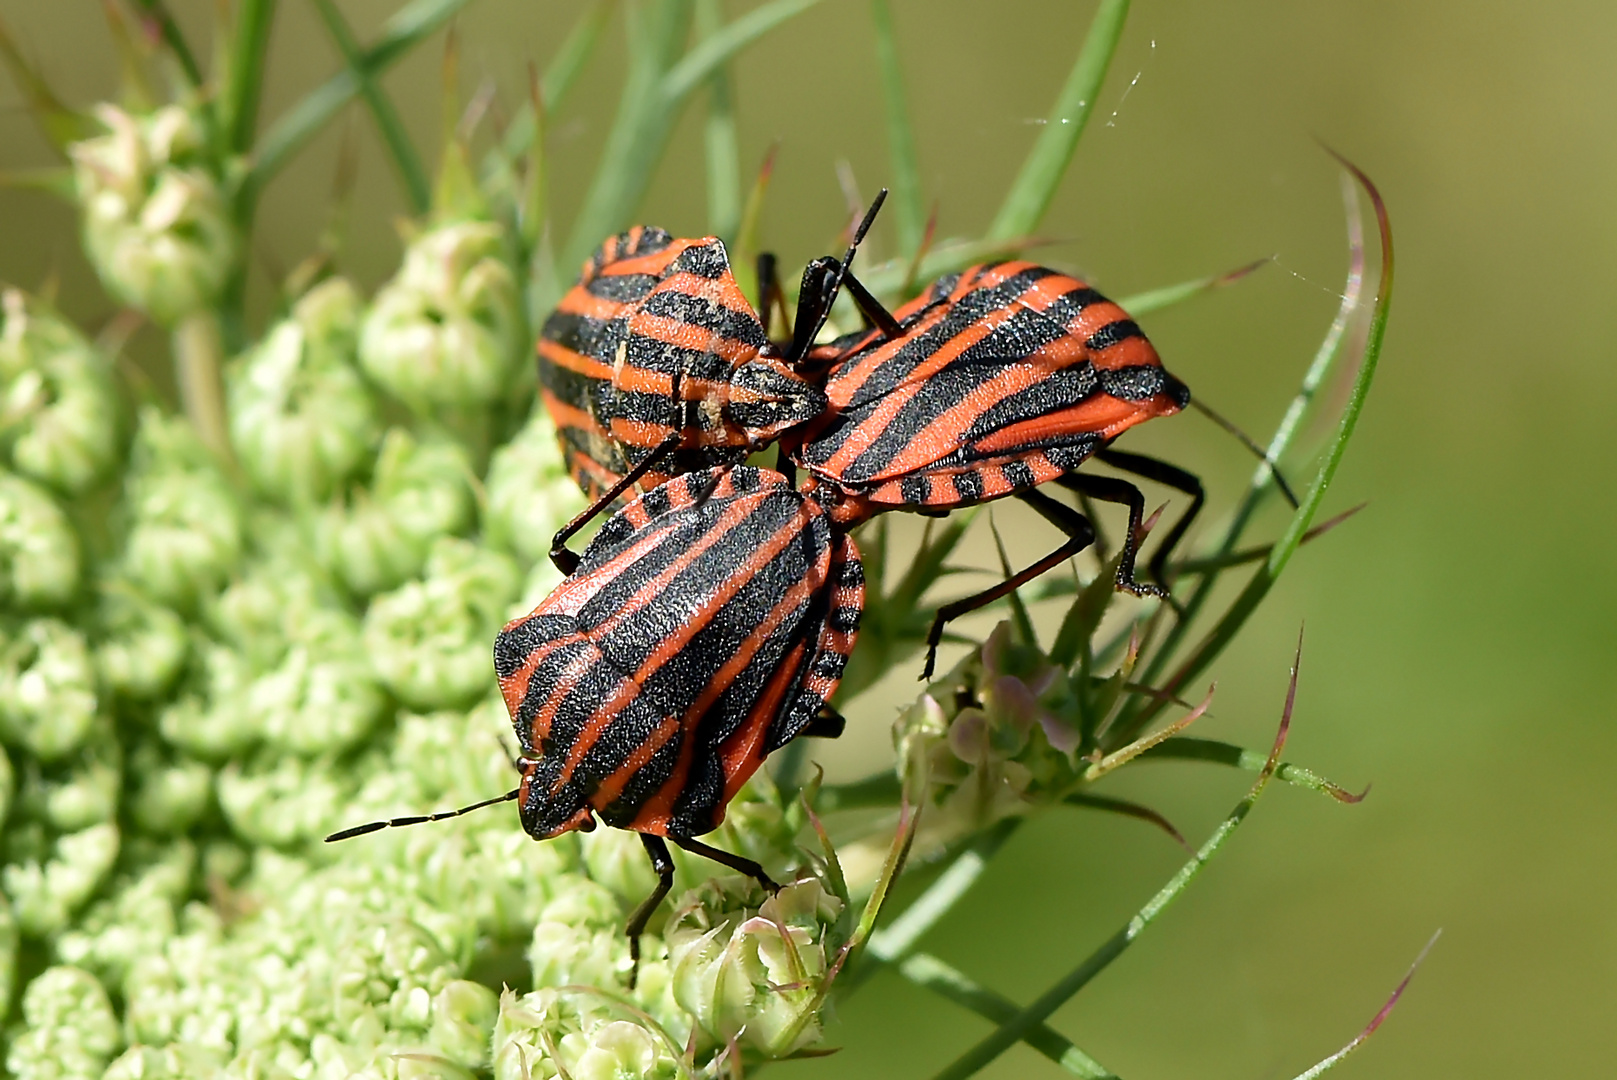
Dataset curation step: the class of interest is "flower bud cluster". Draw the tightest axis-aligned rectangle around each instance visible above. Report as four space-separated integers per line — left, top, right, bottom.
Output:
70 103 235 326
895 622 1091 856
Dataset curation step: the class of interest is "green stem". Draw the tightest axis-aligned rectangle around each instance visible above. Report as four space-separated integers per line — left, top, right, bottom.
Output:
172 313 234 467
222 0 278 154
128 0 204 89
870 0 923 253
896 953 1120 1078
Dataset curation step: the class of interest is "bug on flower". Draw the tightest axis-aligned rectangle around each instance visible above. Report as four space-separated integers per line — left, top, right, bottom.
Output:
787 261 1206 677
537 194 901 565
327 464 862 985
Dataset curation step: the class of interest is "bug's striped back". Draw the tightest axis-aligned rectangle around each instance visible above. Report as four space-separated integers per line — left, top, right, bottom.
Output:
539 231 825 507
794 262 1189 524
539 227 684 502
493 466 862 840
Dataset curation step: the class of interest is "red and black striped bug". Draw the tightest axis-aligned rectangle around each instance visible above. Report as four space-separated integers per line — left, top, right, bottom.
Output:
787 260 1221 678
537 195 903 569
326 463 863 985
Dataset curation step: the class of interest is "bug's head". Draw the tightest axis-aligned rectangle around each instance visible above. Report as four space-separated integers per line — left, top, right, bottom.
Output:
517 760 598 840
726 357 829 442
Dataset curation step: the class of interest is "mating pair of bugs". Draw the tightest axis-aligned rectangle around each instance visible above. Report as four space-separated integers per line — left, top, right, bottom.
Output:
332 192 1270 982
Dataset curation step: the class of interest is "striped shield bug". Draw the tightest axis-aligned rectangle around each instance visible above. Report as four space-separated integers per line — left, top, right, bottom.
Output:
788 261 1215 677
537 193 902 513
327 464 862 985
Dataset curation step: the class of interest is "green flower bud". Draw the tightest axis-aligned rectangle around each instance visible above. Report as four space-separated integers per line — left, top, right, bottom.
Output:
216 756 345 848
71 103 235 325
483 408 585 567
157 638 255 760
0 892 16 1022
127 743 212 835
527 882 630 992
666 876 842 1058
35 738 121 831
54 842 194 988
359 222 522 415
321 429 474 597
0 619 100 763
122 408 242 612
104 1044 228 1080
248 608 385 756
0 289 122 493
429 978 500 1069
92 581 189 700
229 278 380 504
2 823 120 937
493 988 685 1080
363 537 518 710
4 965 122 1079
0 470 81 609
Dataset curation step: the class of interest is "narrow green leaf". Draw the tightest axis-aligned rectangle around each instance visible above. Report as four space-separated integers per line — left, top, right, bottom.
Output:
1130 175 1367 707
659 0 818 106
1124 161 1391 739
128 0 205 88
987 0 1129 242
696 0 742 239
1138 736 1366 803
869 0 923 253
221 0 278 154
307 0 431 215
1287 931 1439 1079
251 0 469 189
931 648 1299 1080
989 516 1038 650
1118 256 1271 316
867 818 1019 965
813 770 902 812
896 953 1120 1078
1064 792 1191 852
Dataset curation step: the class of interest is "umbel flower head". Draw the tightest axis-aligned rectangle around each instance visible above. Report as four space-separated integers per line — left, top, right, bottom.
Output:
228 277 380 505
359 220 523 417
0 469 81 609
0 289 122 494
69 103 235 326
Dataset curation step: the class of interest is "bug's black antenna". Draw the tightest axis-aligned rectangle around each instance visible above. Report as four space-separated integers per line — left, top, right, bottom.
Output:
1190 397 1300 509
325 788 520 843
786 189 891 363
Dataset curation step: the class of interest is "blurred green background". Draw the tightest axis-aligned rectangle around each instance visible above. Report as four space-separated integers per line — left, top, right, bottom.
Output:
2 1 1612 1076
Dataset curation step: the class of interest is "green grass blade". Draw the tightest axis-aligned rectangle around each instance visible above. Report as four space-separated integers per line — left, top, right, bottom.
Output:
1131 175 1367 705
1118 256 1271 316
987 0 1129 242
814 771 902 812
869 0 923 253
867 818 1020 966
561 0 693 273
931 644 1301 1080
251 0 469 190
659 0 819 106
495 0 615 167
1124 160 1391 738
128 0 205 88
222 0 278 154
308 0 431 215
696 0 742 239
897 953 1120 1078
1138 736 1366 803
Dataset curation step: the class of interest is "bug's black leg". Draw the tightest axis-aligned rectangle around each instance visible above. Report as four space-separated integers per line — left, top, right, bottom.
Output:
625 834 677 990
1093 448 1205 588
921 488 1097 680
757 251 790 344
839 270 903 340
799 702 846 739
549 432 681 574
1051 472 1170 602
670 834 780 894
